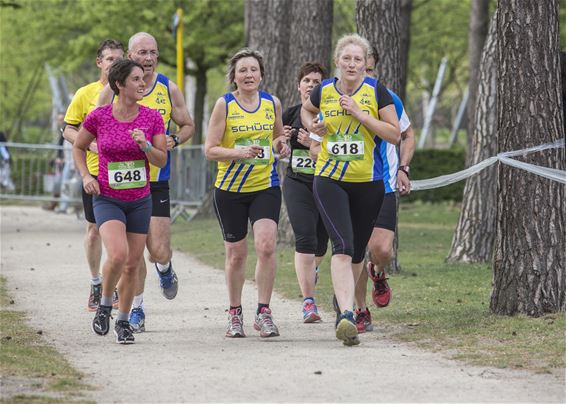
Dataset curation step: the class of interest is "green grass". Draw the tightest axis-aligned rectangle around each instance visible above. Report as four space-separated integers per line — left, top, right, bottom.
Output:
0 277 94 402
172 201 566 376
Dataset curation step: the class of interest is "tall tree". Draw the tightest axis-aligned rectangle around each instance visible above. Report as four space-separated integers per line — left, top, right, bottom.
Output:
466 0 490 164
447 11 497 263
491 0 565 316
399 0 412 101
356 0 401 93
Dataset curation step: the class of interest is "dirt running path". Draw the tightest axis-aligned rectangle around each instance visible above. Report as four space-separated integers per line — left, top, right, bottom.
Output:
1 206 564 403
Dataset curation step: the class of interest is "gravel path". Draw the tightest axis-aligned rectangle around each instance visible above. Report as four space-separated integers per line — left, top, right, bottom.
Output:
1 206 564 403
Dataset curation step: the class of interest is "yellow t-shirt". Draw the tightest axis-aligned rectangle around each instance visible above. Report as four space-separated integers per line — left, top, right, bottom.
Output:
138 73 172 182
315 77 383 183
214 91 280 192
64 81 104 175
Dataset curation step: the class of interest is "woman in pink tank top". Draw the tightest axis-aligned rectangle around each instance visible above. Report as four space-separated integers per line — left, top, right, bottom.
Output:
73 59 166 344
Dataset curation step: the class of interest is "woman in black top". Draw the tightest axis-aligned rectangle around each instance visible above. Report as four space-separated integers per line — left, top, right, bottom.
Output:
282 62 329 323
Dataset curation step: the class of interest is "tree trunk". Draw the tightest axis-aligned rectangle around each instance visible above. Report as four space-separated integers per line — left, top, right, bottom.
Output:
246 0 292 101
447 11 497 263
192 66 207 145
356 0 402 273
491 0 566 316
246 0 332 109
282 0 333 108
399 0 412 101
466 0 490 166
356 0 401 93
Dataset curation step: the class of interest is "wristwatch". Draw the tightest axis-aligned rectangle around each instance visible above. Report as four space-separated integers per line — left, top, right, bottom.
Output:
398 165 410 177
171 134 180 148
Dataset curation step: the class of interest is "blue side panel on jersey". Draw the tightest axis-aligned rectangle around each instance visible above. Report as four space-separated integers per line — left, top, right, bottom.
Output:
387 89 404 119
372 137 383 181
381 142 393 192
157 151 171 181
269 157 280 187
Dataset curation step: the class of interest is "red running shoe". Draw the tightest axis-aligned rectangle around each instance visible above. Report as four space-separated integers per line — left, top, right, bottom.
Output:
354 308 374 333
367 262 392 307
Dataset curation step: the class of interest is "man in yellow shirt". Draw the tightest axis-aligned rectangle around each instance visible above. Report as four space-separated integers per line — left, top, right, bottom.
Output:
63 39 125 311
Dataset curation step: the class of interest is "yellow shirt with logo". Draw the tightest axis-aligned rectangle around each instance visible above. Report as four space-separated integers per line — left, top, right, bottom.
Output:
315 77 384 183
138 73 172 182
64 81 104 176
214 91 280 193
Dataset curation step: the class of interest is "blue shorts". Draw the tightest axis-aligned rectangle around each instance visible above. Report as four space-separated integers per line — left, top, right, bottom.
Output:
93 195 152 234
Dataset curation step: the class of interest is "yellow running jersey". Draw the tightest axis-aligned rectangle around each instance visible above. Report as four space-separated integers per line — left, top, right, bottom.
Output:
138 73 172 182
64 81 104 176
214 91 280 193
315 77 384 183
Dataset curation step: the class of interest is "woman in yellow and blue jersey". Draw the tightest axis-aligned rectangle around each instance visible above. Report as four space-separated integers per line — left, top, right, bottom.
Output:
205 48 290 339
301 34 400 346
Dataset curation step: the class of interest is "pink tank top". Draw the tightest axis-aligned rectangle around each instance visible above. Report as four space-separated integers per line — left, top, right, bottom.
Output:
83 104 165 201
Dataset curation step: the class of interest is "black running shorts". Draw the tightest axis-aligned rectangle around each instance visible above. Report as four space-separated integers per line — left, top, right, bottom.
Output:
150 181 170 218
374 192 397 232
93 194 152 234
213 186 281 242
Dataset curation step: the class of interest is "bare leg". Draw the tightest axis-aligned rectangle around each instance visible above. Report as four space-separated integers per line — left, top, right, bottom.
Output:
330 254 355 313
253 219 277 305
224 238 247 307
85 222 102 278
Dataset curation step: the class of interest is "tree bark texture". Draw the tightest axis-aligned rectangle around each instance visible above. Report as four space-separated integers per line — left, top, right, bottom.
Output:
447 12 497 264
466 0 490 165
398 0 412 101
246 0 333 109
491 0 566 316
356 0 401 93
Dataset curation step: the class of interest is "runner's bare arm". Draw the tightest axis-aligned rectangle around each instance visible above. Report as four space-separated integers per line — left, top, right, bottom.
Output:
167 81 195 150
398 125 416 195
73 127 99 195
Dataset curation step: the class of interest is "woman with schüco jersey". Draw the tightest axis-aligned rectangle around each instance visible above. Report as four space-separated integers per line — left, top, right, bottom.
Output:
73 59 167 344
205 48 290 339
301 34 400 346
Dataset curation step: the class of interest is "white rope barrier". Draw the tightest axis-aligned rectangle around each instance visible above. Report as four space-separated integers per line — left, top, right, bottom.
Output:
411 139 565 191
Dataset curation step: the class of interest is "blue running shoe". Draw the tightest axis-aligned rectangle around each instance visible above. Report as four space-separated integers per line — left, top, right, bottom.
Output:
336 310 360 346
303 301 321 323
129 307 145 333
155 262 178 300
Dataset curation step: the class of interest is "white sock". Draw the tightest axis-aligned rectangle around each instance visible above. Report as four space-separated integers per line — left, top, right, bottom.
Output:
91 276 102 285
132 294 144 309
156 262 171 273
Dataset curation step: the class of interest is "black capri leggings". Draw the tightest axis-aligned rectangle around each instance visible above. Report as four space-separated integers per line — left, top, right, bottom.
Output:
313 176 384 264
282 176 329 257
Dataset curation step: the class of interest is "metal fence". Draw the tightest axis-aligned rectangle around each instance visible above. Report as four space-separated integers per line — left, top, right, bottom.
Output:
0 142 214 221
